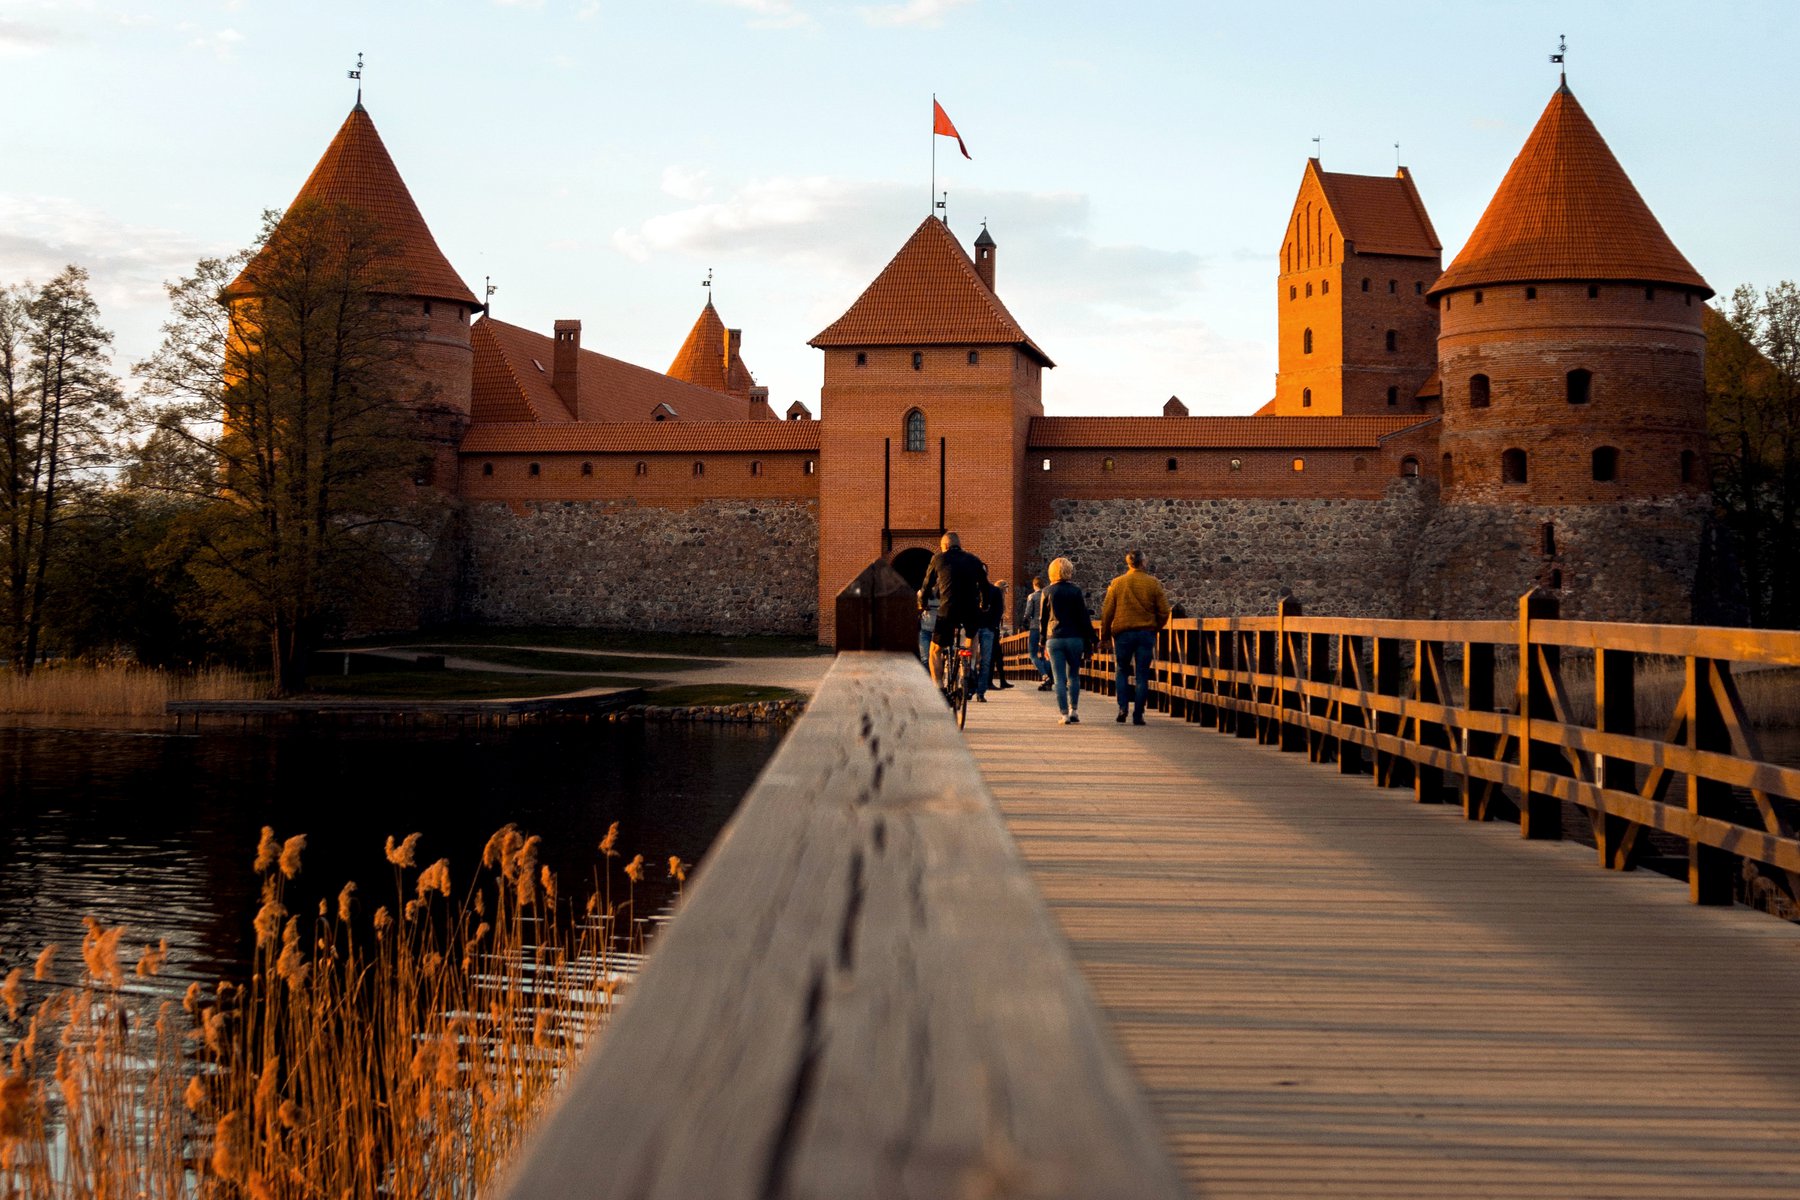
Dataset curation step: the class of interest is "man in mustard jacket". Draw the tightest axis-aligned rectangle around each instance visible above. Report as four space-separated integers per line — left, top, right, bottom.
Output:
1100 550 1171 725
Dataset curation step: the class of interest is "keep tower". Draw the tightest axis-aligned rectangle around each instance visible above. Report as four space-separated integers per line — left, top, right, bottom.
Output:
809 218 1053 643
1427 82 1713 504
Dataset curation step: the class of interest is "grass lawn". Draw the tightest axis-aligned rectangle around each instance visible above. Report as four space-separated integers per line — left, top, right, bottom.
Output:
393 646 706 674
337 627 830 659
644 683 805 706
305 670 651 700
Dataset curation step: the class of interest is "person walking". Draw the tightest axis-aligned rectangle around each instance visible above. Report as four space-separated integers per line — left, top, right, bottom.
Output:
1022 574 1053 690
917 531 988 691
972 578 1005 702
1100 549 1171 726
1037 557 1095 725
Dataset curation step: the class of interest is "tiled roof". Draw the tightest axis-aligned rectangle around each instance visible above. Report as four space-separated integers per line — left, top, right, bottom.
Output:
460 421 820 454
666 300 758 398
228 106 476 305
1415 371 1443 398
810 217 1053 365
1028 415 1434 449
1314 164 1441 259
1431 85 1710 297
470 318 766 426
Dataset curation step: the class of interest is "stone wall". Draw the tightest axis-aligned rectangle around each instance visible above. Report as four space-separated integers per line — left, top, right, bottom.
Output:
462 499 818 634
1029 480 1434 619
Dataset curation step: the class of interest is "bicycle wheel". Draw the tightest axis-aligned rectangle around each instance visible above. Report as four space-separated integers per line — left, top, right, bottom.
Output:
954 648 972 729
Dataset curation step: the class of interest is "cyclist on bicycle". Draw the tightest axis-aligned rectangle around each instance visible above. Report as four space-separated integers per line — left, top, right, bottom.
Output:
917 531 989 692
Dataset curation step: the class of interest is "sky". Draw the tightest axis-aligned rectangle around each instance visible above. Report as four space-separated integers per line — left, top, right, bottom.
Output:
1 0 1796 418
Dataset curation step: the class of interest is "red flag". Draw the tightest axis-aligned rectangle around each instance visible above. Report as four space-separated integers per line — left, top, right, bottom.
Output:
933 99 971 160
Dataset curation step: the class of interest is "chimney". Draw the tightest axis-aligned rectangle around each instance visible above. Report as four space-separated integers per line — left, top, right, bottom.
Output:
973 223 996 293
552 319 581 415
724 328 742 380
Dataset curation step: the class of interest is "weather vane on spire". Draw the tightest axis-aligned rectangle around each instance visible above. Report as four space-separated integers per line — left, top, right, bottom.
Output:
484 275 496 315
348 51 364 106
936 191 948 226
1311 135 1322 163
1550 33 1566 83
702 268 713 303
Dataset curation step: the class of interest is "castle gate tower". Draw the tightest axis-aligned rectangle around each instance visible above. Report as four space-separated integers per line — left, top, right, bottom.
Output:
1274 161 1442 416
810 218 1052 643
1427 83 1712 505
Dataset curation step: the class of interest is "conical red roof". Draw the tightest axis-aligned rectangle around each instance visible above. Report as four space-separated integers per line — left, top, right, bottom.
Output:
1430 85 1709 298
810 217 1052 365
228 105 476 305
667 300 756 397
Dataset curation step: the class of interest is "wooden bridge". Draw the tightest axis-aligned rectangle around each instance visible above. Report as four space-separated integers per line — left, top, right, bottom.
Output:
502 596 1800 1199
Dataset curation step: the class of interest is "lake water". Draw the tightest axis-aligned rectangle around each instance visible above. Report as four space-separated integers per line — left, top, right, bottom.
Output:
0 719 784 998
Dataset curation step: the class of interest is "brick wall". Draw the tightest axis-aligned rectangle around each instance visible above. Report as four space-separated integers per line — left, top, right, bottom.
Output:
461 498 819 634
457 450 818 504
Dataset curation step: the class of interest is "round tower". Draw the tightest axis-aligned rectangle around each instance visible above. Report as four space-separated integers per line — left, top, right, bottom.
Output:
1428 83 1712 505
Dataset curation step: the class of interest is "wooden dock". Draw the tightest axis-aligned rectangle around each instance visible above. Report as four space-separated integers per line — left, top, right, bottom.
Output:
167 688 644 731
965 685 1800 1198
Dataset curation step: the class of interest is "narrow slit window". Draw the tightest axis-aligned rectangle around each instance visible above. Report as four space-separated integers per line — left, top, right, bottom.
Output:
1302 387 1312 408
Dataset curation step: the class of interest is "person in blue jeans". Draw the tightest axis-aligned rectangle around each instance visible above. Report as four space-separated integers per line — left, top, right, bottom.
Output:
1099 550 1171 725
1022 574 1053 689
972 579 1005 701
1036 557 1095 725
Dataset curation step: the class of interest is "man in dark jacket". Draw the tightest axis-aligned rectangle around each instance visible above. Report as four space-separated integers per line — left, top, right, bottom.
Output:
973 578 1007 701
918 531 988 689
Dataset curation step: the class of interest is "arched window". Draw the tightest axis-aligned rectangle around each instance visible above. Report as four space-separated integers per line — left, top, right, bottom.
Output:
804 459 816 475
528 462 540 477
1166 457 1178 471
1302 388 1312 408
855 351 867 367
1441 452 1453 484
1321 279 1330 294
1567 369 1592 405
1388 279 1397 294
1588 284 1600 299
1289 285 1297 300
634 461 647 476
1386 386 1398 406
1469 373 1491 408
1400 456 1420 478
1526 286 1538 300
1303 328 1313 354
692 461 705 477
1502 448 1528 484
1361 278 1370 292
750 460 763 476
911 351 923 371
904 409 926 452
967 350 979 366
1305 282 1313 298
1041 458 1052 471
1474 290 1484 305
1592 446 1619 482
1102 456 1116 472
1229 458 1243 472
482 462 494 477
1385 330 1398 352
1680 449 1698 483
1292 457 1306 472
581 461 593 476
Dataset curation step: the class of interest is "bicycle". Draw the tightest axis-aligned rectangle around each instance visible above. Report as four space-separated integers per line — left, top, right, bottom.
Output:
941 626 975 730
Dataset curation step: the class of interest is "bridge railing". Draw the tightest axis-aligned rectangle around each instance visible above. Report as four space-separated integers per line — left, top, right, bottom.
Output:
500 652 1187 1200
1001 591 1800 908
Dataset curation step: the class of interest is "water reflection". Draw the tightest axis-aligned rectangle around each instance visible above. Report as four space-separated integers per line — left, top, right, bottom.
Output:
0 721 782 999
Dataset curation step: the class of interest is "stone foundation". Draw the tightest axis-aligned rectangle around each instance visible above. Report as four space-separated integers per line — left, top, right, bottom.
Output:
462 499 818 634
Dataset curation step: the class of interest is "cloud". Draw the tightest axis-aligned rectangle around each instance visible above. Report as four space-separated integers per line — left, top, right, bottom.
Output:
0 18 71 53
858 0 973 28
713 0 811 29
184 25 243 59
660 166 715 203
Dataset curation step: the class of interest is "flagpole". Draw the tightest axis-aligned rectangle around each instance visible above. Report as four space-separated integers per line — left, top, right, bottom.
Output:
930 92 936 218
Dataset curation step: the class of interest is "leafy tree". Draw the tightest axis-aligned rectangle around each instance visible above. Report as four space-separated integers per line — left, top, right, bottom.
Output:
0 267 123 672
138 203 429 692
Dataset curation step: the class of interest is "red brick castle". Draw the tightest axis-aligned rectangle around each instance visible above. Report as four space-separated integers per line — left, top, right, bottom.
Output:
238 81 1727 641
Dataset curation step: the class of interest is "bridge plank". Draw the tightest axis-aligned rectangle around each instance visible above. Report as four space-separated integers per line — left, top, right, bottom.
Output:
966 686 1800 1199
501 653 1186 1200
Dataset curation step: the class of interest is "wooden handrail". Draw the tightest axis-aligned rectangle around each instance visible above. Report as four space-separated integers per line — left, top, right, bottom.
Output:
500 653 1188 1200
999 591 1800 909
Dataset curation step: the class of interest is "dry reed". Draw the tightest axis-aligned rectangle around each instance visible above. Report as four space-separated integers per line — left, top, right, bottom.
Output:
0 824 666 1197
0 665 264 717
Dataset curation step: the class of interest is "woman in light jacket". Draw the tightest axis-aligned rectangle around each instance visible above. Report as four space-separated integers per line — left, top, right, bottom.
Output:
1036 557 1095 725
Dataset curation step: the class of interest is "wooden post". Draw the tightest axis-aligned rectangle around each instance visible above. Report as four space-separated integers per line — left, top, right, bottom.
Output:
1413 639 1449 803
1197 628 1218 728
1254 627 1278 745
1595 647 1638 869
1277 593 1306 752
1235 631 1259 740
1461 641 1498 820
1337 633 1367 775
1688 656 1735 905
1307 630 1335 764
1518 588 1564 841
1373 636 1412 788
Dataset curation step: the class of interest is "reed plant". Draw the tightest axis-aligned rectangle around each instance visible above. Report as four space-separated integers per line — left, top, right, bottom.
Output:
0 664 264 717
0 822 664 1198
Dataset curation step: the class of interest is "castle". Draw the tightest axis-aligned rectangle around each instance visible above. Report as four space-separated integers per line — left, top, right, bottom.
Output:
231 79 1730 643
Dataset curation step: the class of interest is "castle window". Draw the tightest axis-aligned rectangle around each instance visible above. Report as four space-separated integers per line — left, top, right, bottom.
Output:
528 462 540 477
1541 523 1556 555
1385 330 1397 352
1685 292 1693 307
1302 388 1312 408
967 351 979 366
1566 368 1592 405
750 460 763 476
1387 386 1398 406
904 409 926 452
1305 282 1313 298
581 461 593 476
1229 458 1243 472
1502 448 1528 484
1102 457 1116 472
1292 457 1306 472
1400 456 1420 478
693 461 705 477
1388 280 1397 294
1588 285 1600 299
1353 456 1368 472
1645 287 1656 301
635 461 647 476
1442 453 1453 484
423 301 432 315
1474 290 1484 305
804 459 816 475
1166 457 1178 472
459 306 466 322
1414 282 1423 295
912 351 923 371
1289 285 1297 300
1469 373 1491 408
1042 458 1052 471
1550 568 1563 589
1526 286 1537 300
482 462 494 477
1592 446 1619 482
1361 278 1370 292
1680 449 1698 483
1303 328 1313 354
855 351 867 367
1321 280 1330 295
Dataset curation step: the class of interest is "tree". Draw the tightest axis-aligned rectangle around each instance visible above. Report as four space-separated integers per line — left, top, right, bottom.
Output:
138 203 430 692
0 267 122 672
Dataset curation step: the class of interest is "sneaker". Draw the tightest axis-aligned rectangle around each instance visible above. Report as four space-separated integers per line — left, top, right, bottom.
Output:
1068 711 1080 724
975 694 987 703
1058 714 1070 725
1132 713 1146 726
1116 709 1127 724
1037 680 1052 692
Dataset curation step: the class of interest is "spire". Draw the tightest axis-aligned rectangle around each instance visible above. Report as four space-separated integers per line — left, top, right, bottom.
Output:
1429 85 1710 297
227 105 477 305
667 300 756 398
